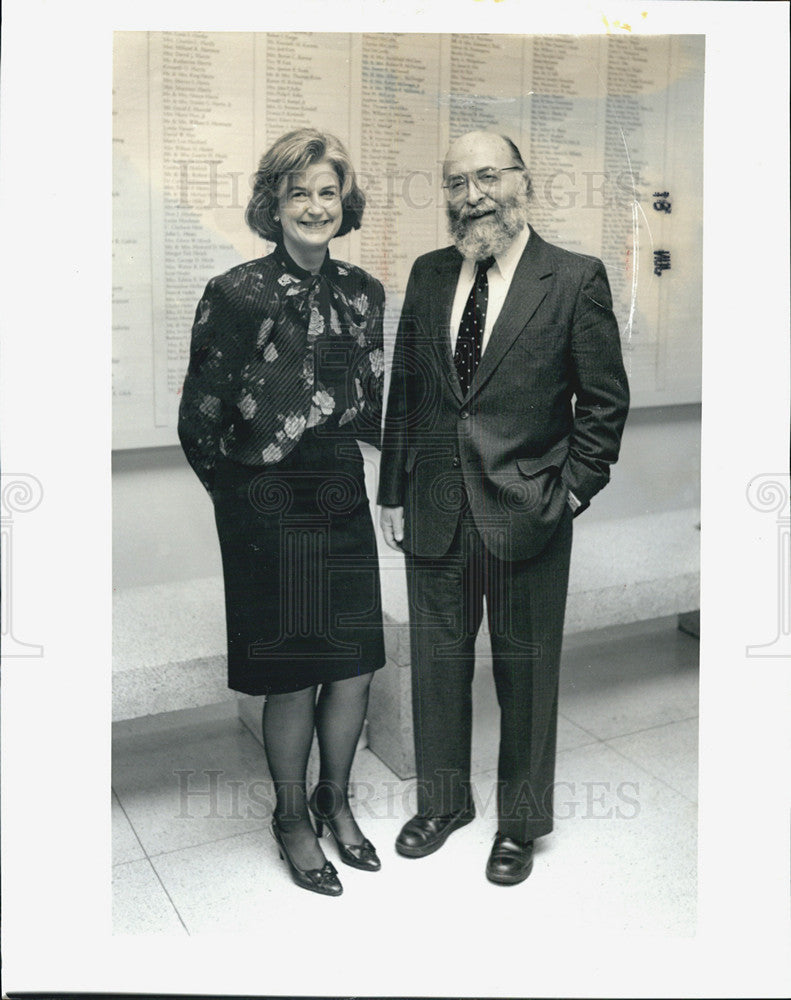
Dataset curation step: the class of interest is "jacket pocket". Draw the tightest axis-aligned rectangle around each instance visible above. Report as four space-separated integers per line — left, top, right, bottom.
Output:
515 436 569 478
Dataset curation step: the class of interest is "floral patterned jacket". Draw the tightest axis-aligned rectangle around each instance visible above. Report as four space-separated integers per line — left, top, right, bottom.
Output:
178 244 385 494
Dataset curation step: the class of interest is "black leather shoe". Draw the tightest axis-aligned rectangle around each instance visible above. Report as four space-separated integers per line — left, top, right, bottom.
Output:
485 833 534 885
308 790 381 872
271 820 343 896
395 809 475 858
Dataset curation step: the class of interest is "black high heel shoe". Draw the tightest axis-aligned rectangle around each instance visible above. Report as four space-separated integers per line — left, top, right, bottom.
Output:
309 790 381 872
270 818 343 896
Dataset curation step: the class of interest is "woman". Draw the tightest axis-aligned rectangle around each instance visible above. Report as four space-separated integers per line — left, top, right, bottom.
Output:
178 129 386 897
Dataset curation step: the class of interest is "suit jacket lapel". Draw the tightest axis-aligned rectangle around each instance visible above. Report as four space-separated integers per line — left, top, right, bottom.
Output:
429 249 465 404
472 228 554 396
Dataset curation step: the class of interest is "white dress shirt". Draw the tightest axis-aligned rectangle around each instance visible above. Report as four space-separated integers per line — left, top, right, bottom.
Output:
448 223 581 513
449 224 531 357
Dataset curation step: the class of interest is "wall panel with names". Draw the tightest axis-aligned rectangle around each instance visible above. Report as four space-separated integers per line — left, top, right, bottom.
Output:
113 31 704 448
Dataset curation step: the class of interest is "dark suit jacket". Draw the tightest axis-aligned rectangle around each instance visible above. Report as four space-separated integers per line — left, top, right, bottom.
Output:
378 227 629 561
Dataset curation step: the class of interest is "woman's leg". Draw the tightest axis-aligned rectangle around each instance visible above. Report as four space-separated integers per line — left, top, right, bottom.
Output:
262 685 326 870
313 672 374 844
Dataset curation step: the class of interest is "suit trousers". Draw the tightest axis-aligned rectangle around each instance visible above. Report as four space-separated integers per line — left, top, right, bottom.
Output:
404 501 573 841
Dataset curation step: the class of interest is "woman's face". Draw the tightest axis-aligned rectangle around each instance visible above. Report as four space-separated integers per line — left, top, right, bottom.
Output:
277 158 343 261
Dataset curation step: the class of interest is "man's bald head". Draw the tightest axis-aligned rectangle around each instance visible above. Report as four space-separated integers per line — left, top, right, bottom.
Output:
444 132 531 197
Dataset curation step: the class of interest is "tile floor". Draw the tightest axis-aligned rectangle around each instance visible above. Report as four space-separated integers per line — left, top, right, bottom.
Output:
112 614 699 937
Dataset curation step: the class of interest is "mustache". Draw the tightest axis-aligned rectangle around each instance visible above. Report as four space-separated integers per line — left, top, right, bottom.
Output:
452 204 497 221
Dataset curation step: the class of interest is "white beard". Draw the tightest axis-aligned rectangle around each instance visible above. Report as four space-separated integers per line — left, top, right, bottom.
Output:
447 193 530 260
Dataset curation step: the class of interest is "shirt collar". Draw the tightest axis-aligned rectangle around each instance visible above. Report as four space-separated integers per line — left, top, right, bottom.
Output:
490 223 530 282
273 240 334 280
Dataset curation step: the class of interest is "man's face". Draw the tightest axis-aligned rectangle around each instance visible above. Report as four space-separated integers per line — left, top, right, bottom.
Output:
443 133 530 260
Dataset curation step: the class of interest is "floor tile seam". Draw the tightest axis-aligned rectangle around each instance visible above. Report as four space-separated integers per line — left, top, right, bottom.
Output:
602 739 699 805
112 851 191 935
111 786 152 862
363 747 410 784
558 678 698 707
111 726 238 748
354 751 403 785
145 853 193 934
111 719 268 753
143 819 273 861
471 709 605 752
111 854 148 870
601 713 700 743
111 775 410 818
567 712 699 746
556 713 606 746
467 754 586 783
469 731 610 778
111 761 274 798
348 792 416 818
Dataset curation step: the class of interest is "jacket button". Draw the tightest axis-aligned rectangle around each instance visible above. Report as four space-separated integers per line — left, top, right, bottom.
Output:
452 456 461 468
459 410 469 419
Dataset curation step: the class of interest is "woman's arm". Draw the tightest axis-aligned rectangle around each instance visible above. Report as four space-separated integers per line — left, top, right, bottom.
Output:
344 275 385 449
177 277 242 494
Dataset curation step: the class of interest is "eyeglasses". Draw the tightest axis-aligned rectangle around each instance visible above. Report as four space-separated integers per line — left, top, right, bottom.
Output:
442 166 523 199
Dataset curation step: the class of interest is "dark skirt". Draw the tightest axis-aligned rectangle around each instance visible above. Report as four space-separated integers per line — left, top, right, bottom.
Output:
212 429 386 695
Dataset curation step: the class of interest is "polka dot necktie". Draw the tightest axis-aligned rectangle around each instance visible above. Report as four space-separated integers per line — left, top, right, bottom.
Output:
454 256 495 396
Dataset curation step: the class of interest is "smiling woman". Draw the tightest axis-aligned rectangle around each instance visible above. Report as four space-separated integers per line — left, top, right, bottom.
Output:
277 161 343 268
178 128 386 897
245 127 365 256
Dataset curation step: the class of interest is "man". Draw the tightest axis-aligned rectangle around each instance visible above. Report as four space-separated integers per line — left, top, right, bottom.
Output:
378 131 629 885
